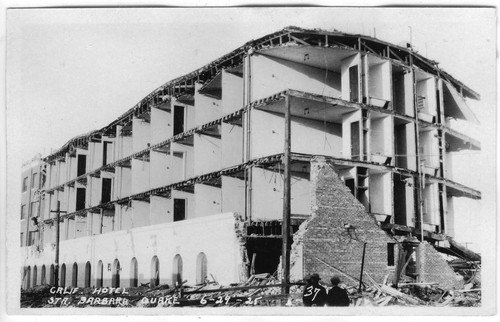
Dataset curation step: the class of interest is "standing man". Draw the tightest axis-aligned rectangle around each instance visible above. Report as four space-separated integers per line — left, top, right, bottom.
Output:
302 273 327 307
326 275 350 306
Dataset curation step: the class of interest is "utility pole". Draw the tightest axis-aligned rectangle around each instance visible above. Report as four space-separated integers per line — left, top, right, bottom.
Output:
281 94 291 299
50 201 66 287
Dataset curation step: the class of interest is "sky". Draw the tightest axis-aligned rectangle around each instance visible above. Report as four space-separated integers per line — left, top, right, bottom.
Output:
4 4 496 291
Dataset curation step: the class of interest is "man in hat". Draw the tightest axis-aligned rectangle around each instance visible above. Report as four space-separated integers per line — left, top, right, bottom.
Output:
326 275 350 306
302 273 327 307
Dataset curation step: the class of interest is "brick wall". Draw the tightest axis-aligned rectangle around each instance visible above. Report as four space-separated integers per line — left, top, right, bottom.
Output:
296 157 396 286
418 242 464 290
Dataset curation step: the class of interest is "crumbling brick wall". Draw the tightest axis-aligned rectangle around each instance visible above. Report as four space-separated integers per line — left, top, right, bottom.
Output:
418 242 464 290
295 156 396 285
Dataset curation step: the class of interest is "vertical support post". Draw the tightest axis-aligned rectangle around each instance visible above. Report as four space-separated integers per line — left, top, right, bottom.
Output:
281 94 291 298
358 242 367 292
410 54 424 283
54 201 61 287
51 200 66 287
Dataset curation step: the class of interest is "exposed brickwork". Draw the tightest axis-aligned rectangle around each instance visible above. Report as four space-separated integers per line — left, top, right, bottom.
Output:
296 157 396 285
418 242 464 290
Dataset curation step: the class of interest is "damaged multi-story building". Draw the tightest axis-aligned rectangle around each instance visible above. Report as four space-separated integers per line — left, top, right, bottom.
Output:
21 27 481 291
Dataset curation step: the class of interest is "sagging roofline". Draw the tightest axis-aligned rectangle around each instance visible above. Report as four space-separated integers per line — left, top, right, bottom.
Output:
42 27 480 163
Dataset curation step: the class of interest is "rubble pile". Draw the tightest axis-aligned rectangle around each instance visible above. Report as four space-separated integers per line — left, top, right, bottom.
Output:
345 275 481 307
21 271 481 308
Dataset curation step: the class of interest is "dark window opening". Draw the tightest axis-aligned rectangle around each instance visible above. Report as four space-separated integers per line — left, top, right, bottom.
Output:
173 105 185 135
84 262 91 288
101 178 112 203
392 68 406 114
130 258 138 287
245 238 282 276
151 256 160 287
49 265 54 285
96 261 103 288
349 65 359 102
439 184 445 233
350 121 360 160
60 264 66 288
112 259 120 288
103 142 111 166
174 198 186 222
394 124 408 168
41 265 46 285
172 254 183 288
387 243 396 266
33 266 38 287
25 266 31 289
72 262 78 287
394 174 407 225
76 188 86 211
77 155 87 176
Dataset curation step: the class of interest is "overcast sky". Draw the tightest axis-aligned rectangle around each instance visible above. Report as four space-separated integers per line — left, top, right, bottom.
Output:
6 7 495 254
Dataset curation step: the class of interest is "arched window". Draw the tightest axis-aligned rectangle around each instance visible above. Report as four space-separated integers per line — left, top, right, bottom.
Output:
150 256 160 287
25 266 31 289
72 262 78 287
112 259 120 288
196 253 208 285
84 262 91 288
41 265 46 285
33 265 38 287
60 264 66 287
172 254 183 288
96 260 103 288
130 257 138 287
49 264 54 285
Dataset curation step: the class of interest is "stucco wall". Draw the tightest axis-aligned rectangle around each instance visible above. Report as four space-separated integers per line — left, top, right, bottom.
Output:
194 184 222 219
251 167 310 221
149 151 169 189
250 54 341 101
193 134 222 176
369 171 392 215
132 117 151 153
221 176 245 216
251 109 342 159
222 70 243 114
221 123 243 168
131 159 150 195
194 83 223 126
22 213 242 288
150 106 171 145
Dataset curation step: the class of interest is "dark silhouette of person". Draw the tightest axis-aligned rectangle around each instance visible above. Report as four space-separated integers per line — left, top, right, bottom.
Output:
326 275 350 306
302 273 327 307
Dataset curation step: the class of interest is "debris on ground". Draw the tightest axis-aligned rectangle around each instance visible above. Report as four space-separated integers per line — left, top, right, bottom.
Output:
21 268 481 308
